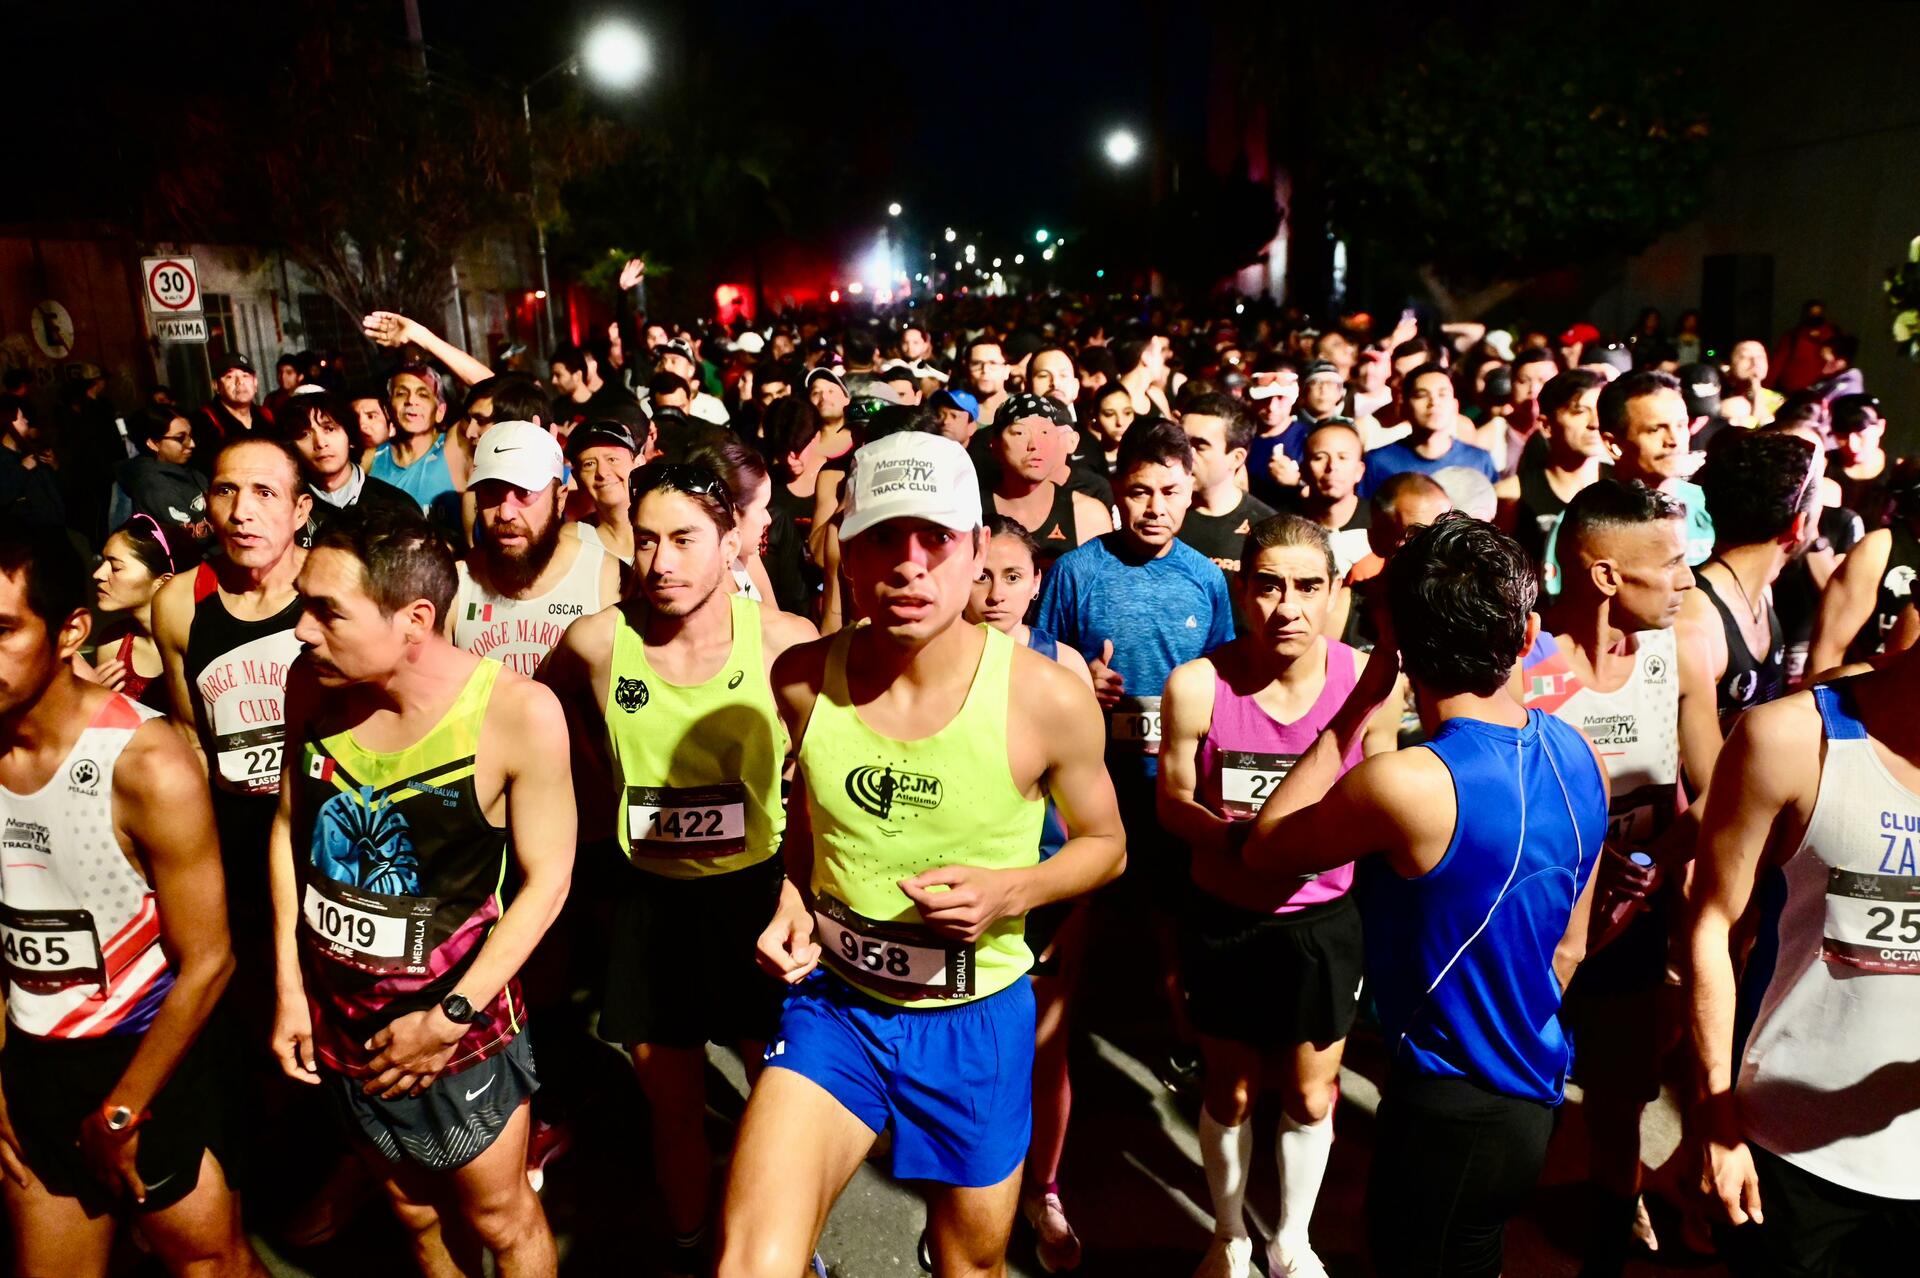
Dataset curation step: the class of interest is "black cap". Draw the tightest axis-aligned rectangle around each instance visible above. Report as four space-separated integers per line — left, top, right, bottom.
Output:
1677 362 1722 418
566 420 639 458
212 352 255 376
996 392 1072 428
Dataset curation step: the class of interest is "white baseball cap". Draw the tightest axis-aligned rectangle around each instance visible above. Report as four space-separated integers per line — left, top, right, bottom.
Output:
466 421 565 492
839 432 983 542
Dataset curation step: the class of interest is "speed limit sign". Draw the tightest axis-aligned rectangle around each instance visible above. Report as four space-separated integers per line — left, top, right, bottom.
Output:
141 256 202 316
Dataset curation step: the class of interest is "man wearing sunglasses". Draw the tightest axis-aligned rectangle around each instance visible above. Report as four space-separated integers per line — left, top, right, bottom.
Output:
448 423 618 679
540 461 816 1274
718 432 1125 1278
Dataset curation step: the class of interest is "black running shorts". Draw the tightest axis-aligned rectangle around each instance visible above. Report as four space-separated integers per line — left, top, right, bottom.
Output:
1179 890 1364 1048
599 855 786 1050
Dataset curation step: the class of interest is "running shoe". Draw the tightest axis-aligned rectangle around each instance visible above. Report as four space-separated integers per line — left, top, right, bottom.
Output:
1161 1047 1204 1093
1021 1189 1084 1272
1193 1234 1253 1278
1265 1236 1329 1278
524 1117 572 1193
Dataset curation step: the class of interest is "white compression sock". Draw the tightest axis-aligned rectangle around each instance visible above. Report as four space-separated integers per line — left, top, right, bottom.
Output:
1198 1108 1254 1240
1275 1110 1334 1247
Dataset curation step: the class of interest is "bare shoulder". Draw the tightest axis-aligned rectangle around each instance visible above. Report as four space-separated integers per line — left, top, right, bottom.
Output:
152 568 198 633
488 664 567 738
1163 654 1220 703
1011 642 1100 720
1344 744 1452 817
116 713 211 813
560 604 619 658
1052 640 1092 687
763 605 820 658
1733 688 1824 759
770 630 834 715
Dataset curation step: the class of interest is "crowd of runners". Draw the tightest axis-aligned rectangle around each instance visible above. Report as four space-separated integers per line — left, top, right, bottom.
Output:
0 289 1915 1278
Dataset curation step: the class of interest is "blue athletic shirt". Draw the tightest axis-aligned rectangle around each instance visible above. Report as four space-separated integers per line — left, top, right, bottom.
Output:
1033 533 1235 780
370 432 457 512
1026 626 1068 861
1361 709 1607 1104
1358 437 1499 500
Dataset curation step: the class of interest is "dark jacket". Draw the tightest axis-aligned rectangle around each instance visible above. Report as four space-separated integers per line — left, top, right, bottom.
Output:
111 454 212 565
0 445 64 529
304 469 419 542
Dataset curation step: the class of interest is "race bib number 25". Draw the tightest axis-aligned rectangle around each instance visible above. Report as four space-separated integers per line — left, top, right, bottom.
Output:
1823 867 1920 974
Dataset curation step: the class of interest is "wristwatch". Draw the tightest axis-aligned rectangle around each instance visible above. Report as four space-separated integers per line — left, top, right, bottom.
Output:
439 993 480 1025
100 1103 147 1135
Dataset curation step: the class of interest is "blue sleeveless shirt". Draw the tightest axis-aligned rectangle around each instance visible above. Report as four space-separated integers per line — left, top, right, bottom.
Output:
1027 627 1067 861
1361 709 1607 1104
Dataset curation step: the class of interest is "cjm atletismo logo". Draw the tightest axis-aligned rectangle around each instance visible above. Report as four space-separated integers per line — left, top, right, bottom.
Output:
845 765 942 820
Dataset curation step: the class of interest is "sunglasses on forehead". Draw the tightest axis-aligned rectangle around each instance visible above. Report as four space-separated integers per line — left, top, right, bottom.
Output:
628 461 733 508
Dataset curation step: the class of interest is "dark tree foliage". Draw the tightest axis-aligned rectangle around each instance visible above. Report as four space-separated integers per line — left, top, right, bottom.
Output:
1319 9 1718 315
148 9 541 325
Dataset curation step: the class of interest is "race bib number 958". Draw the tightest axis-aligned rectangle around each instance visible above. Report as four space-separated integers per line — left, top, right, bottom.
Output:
814 892 973 1001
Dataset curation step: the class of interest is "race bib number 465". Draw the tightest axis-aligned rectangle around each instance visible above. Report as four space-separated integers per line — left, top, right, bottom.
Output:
1823 868 1920 974
0 905 105 993
814 892 974 1001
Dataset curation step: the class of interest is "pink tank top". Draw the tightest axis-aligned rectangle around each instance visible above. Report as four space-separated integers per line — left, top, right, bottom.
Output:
1195 638 1365 912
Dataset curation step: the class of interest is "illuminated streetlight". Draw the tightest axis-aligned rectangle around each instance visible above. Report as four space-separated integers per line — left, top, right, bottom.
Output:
1014 254 1025 265
992 257 1002 268
582 20 651 90
1042 247 1055 261
888 202 903 217
524 17 652 349
1104 128 1141 167
1033 228 1050 244
944 228 957 243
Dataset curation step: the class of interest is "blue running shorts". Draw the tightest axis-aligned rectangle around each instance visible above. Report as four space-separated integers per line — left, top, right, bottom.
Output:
765 972 1035 1187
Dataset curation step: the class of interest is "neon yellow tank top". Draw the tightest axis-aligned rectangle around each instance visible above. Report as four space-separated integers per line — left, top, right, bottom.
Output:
799 623 1044 1007
607 593 785 879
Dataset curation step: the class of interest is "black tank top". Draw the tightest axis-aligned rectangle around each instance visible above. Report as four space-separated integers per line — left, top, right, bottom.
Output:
1021 482 1080 570
1847 522 1920 664
1695 573 1785 728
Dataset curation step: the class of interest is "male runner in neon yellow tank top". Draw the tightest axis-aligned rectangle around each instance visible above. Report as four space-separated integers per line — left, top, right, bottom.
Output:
716 432 1126 1278
266 505 575 1278
541 462 815 1274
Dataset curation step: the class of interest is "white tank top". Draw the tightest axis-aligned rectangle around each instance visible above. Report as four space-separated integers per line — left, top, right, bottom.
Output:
1522 627 1680 847
1739 681 1920 1198
452 533 607 676
0 694 174 1039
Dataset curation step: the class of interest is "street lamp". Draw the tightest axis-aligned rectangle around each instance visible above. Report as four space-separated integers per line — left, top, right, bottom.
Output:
523 17 652 350
1034 228 1050 244
888 202 903 217
1104 128 1141 166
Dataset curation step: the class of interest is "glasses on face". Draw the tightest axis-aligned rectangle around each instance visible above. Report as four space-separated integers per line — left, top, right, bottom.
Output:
629 461 734 509
969 360 1005 371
